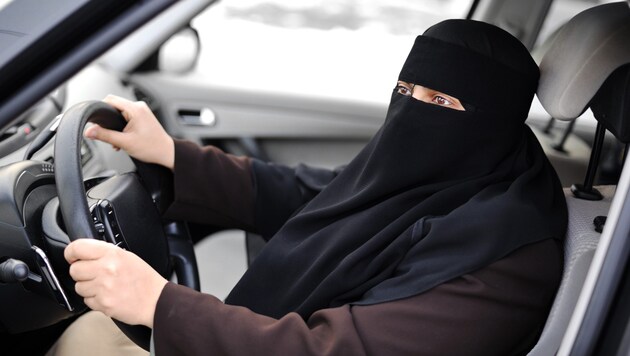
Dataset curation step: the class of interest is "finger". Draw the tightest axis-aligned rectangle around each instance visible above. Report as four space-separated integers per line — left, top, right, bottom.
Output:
84 124 97 138
83 296 99 312
68 260 97 282
84 124 129 149
75 281 97 298
83 296 115 317
64 239 112 264
103 95 136 120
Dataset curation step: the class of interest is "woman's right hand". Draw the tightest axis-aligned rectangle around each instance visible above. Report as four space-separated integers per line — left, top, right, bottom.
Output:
85 95 175 170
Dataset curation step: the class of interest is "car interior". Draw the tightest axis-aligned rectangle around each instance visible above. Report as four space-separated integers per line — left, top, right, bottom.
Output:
528 2 630 354
0 0 629 354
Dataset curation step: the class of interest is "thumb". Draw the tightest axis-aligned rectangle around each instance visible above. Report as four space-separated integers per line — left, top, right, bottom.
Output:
85 124 128 149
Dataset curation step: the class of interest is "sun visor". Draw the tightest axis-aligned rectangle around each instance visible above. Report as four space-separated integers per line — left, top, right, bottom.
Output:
537 2 630 120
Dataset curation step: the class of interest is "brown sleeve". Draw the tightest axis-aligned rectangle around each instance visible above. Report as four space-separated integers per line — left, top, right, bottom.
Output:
163 139 255 230
152 239 561 356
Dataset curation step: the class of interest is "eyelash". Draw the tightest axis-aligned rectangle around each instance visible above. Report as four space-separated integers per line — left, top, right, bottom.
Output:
396 85 412 96
433 96 453 106
395 85 453 106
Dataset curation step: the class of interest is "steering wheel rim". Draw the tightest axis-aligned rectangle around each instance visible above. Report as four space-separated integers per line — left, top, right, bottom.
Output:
54 101 124 240
53 100 163 351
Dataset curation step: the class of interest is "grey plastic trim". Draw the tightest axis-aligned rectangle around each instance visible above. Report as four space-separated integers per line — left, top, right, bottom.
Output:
32 246 73 311
130 74 386 141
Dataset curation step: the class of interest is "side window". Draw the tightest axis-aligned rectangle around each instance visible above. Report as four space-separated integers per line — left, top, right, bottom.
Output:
191 0 474 104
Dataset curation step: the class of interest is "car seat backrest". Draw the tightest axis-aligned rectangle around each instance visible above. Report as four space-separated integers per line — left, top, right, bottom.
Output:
527 186 613 356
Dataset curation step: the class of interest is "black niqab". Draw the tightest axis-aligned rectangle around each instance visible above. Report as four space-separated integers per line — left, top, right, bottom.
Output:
225 20 568 319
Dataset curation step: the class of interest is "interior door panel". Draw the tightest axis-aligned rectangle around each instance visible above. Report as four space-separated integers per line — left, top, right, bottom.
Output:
130 73 385 166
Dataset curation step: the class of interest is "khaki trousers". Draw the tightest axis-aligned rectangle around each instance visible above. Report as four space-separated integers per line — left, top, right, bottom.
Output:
46 311 148 356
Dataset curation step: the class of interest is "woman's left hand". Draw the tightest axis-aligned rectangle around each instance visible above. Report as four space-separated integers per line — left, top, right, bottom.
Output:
64 239 168 328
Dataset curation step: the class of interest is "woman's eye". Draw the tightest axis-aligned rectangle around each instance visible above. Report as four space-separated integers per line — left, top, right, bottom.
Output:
396 85 412 96
432 95 453 106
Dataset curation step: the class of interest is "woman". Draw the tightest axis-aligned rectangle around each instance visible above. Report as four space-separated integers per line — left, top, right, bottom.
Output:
54 19 567 355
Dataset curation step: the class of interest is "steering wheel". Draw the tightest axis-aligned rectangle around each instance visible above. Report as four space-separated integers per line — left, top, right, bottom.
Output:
51 100 181 350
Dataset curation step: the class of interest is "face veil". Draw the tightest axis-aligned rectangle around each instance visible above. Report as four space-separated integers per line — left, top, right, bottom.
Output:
225 19 568 319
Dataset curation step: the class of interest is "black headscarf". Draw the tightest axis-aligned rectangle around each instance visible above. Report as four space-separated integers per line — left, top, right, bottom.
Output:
225 20 568 319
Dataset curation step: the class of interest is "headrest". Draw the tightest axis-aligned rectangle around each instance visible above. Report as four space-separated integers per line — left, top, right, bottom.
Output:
590 64 630 142
537 2 630 120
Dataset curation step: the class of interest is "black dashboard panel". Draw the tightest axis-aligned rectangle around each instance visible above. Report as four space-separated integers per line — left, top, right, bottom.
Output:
0 161 79 333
